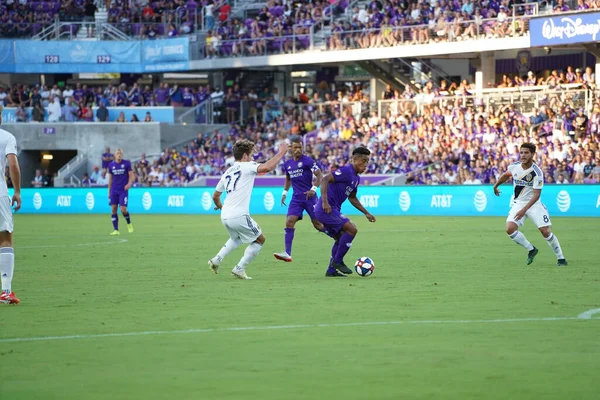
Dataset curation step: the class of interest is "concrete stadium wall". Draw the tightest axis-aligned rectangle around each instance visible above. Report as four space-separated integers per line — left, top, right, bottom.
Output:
159 123 227 149
4 123 162 174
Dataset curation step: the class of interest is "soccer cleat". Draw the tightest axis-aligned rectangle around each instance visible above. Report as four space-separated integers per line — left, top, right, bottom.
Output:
526 247 538 265
231 267 252 280
325 269 348 277
208 259 219 274
332 261 353 274
109 230 120 236
556 258 568 267
127 224 134 233
0 291 20 305
273 252 292 262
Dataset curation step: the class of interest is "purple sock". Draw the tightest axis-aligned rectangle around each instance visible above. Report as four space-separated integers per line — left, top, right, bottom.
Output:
284 227 295 255
327 241 340 273
124 213 131 224
111 214 118 230
334 233 355 264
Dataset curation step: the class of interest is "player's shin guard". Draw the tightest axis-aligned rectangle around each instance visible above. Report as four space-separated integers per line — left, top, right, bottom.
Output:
545 233 564 259
284 228 295 256
334 233 355 264
214 238 242 264
0 247 14 293
111 214 118 230
508 231 534 251
238 242 263 269
123 213 131 224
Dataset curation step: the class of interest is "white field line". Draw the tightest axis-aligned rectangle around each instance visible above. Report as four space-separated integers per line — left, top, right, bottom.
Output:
19 239 128 249
0 311 597 344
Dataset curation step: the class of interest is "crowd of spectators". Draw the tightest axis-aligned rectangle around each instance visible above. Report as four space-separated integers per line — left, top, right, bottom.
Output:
109 80 600 187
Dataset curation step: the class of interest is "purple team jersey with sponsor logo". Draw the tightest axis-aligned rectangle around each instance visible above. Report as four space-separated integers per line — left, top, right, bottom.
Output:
285 155 319 219
318 164 360 211
108 159 132 193
314 164 360 235
285 155 318 200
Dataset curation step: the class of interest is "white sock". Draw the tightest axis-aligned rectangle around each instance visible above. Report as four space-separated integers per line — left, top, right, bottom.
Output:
545 233 565 259
213 238 242 265
0 247 14 293
508 231 534 251
237 242 263 269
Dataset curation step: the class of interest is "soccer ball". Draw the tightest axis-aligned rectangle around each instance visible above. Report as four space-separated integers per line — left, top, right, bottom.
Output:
354 257 375 277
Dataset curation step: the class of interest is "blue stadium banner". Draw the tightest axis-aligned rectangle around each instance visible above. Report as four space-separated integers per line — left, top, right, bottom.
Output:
13 40 141 73
530 11 600 47
12 185 600 217
0 39 189 73
0 40 15 72
141 37 190 72
0 106 174 123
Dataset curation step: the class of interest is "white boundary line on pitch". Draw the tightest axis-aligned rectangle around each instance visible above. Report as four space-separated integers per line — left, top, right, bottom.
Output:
19 239 128 249
0 310 598 344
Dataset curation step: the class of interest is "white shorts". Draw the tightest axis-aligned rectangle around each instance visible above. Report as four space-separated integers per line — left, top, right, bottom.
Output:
507 200 551 228
0 196 13 233
222 215 262 244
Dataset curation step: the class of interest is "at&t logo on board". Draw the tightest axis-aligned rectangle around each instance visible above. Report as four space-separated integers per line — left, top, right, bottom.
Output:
398 191 410 212
33 192 42 210
201 192 212 211
142 192 153 210
474 190 487 212
556 190 571 212
86 192 95 210
264 192 274 211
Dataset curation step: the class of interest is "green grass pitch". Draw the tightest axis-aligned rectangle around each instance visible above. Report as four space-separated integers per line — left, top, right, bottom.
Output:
1 214 599 400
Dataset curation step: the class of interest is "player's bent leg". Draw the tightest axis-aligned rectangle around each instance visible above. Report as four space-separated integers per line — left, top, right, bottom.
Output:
275 216 299 262
506 221 537 264
233 234 265 280
0 232 18 305
325 240 347 277
120 206 133 233
210 237 242 274
538 226 567 266
332 221 357 275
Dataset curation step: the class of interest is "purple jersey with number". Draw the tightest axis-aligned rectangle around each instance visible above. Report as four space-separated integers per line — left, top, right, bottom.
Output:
285 155 318 200
318 164 360 211
108 159 132 193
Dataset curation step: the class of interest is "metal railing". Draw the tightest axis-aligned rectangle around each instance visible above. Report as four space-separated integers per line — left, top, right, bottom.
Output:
178 98 215 124
378 87 597 117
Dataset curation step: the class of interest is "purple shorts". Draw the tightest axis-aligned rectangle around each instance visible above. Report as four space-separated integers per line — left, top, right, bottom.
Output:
287 197 318 220
314 206 350 237
109 191 128 206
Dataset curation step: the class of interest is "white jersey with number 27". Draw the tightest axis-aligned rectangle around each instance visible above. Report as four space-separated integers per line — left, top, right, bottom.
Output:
216 161 260 219
507 162 544 203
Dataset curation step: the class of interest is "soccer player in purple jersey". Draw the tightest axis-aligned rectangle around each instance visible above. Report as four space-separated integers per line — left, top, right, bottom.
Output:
315 147 376 277
273 138 327 263
108 148 134 236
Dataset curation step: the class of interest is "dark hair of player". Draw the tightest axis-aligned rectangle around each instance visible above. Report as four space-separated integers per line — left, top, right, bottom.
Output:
233 139 255 161
290 137 302 145
352 146 371 157
520 143 536 154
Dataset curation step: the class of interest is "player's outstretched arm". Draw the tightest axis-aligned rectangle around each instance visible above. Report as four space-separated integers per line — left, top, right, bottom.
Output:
348 191 376 222
493 172 511 196
126 170 134 191
7 154 21 212
305 168 322 199
281 174 291 206
212 190 223 210
257 142 289 174
320 173 334 213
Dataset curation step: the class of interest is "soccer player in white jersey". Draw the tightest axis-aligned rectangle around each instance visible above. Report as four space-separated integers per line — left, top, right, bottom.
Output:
208 139 289 279
0 121 22 304
494 143 567 266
